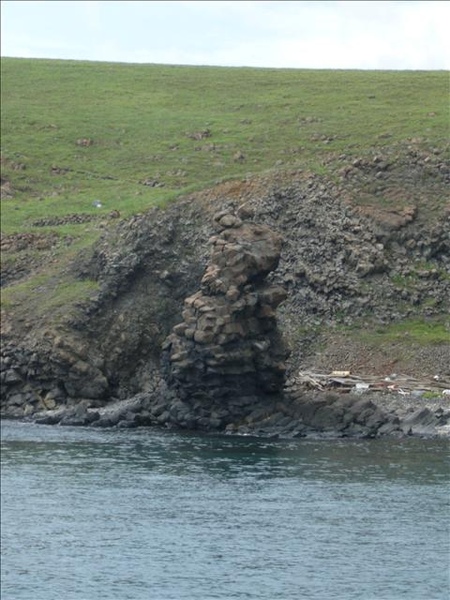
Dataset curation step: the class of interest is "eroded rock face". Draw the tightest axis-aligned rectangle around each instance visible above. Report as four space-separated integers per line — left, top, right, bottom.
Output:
162 212 289 406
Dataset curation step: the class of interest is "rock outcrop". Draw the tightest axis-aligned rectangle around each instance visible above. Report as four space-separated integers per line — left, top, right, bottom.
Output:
162 211 289 411
1 151 449 436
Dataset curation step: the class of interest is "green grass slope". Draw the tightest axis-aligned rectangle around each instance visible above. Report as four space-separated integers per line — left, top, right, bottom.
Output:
2 58 448 235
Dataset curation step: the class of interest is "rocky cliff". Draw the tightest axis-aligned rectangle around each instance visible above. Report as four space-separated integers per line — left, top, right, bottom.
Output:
1 148 449 435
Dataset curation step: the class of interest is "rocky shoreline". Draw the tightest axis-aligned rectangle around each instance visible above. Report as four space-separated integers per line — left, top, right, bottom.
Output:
4 381 450 440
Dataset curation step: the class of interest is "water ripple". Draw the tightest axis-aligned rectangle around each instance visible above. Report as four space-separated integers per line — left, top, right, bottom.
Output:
1 421 449 600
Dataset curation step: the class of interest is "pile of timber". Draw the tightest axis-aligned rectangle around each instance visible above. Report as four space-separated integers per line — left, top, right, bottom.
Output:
289 371 450 396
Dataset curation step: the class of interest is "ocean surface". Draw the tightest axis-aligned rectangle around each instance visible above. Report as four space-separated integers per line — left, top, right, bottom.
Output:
1 420 449 600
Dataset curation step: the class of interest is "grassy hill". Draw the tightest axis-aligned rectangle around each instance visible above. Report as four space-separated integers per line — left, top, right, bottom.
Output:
1 58 449 349
2 58 448 235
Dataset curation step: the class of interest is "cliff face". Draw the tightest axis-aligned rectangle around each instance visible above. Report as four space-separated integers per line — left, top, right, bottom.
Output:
1 149 450 420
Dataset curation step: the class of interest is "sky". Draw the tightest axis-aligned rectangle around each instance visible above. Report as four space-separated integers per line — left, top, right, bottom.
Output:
1 0 449 70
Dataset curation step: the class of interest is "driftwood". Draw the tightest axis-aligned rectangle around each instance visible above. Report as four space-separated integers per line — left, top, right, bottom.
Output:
290 371 450 396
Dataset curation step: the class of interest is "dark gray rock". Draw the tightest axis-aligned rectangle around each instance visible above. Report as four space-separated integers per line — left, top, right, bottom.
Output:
400 407 440 436
57 403 99 427
91 415 120 428
34 412 65 425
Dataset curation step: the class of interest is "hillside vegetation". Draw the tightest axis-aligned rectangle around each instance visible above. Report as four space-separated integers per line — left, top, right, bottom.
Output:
1 59 449 378
2 59 448 232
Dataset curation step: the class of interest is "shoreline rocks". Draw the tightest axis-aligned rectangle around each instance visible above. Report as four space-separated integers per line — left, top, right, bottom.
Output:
4 381 449 439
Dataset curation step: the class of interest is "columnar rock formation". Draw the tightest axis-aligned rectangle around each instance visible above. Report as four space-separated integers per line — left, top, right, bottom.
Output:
162 211 289 405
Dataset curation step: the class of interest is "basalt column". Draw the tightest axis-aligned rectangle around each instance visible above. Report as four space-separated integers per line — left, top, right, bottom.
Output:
162 212 289 406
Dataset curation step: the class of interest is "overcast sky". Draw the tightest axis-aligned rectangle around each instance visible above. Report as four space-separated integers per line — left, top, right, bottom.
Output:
1 0 449 70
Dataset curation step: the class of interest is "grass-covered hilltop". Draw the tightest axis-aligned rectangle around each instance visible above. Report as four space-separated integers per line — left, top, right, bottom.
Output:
1 58 449 424
2 60 448 227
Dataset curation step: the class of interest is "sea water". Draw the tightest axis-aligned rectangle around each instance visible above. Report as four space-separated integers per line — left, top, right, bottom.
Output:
1 420 449 600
